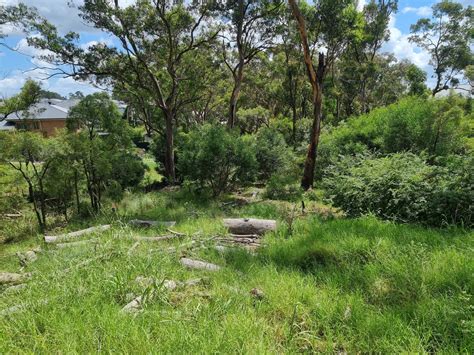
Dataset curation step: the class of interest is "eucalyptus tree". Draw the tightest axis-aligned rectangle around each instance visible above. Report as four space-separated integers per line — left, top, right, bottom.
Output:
0 3 36 41
67 92 136 213
409 0 473 96
338 0 398 116
26 0 219 183
288 0 361 189
216 0 283 128
0 132 59 232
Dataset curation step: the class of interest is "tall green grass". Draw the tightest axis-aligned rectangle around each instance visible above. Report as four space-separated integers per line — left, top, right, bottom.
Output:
1 192 473 353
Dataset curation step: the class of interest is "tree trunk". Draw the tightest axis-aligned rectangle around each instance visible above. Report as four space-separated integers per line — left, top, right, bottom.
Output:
288 0 325 190
228 63 244 129
164 109 176 183
74 170 80 214
301 77 323 190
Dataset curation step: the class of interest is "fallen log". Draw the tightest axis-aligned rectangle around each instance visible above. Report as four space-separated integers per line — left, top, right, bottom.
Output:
180 258 221 271
0 272 31 285
44 224 110 243
129 220 176 228
223 218 276 236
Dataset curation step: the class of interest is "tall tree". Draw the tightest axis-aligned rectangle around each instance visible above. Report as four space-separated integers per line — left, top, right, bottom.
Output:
26 0 218 183
338 0 397 116
409 0 473 96
288 0 360 189
217 0 283 128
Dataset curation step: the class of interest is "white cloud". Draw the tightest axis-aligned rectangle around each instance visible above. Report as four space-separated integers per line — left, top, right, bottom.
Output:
382 15 431 69
402 6 432 17
48 76 102 96
357 0 367 12
0 37 104 97
1 0 100 34
80 38 113 51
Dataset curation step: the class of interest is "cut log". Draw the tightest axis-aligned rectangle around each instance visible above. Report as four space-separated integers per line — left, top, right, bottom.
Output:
44 224 110 243
55 239 97 249
129 220 176 228
223 218 276 236
180 258 221 271
0 272 31 285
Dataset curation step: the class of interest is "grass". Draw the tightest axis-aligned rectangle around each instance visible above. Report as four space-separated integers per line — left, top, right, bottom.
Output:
1 190 473 353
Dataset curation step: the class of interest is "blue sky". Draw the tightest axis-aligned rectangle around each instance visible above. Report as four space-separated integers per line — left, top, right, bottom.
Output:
0 0 469 98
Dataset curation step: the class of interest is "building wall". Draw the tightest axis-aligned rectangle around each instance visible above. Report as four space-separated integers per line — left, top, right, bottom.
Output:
39 120 66 137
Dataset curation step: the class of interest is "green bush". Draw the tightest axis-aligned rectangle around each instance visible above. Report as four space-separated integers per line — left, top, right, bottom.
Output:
323 153 473 227
178 124 257 196
317 95 471 180
255 127 294 181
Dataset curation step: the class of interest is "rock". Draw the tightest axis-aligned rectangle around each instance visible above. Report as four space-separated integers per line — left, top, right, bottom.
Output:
16 250 38 266
121 296 143 314
250 288 265 300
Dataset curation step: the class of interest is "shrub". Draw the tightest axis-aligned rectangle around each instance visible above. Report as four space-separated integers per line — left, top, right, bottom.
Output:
323 153 473 227
110 153 146 189
178 124 257 196
318 95 470 165
255 127 294 181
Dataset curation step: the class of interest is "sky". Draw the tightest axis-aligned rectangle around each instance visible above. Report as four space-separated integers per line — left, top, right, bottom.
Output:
0 0 471 98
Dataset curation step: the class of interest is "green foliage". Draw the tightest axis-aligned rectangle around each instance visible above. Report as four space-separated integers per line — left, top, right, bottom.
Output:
255 127 294 181
318 95 470 177
109 153 146 190
409 0 473 95
323 153 473 227
1 191 473 353
178 124 257 196
0 79 42 117
265 173 302 201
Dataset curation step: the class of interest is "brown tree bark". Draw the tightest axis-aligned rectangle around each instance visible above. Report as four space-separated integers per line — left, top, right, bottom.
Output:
228 63 244 129
288 0 325 190
164 109 176 183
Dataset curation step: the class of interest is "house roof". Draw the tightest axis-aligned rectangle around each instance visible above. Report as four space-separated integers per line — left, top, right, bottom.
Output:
5 99 80 121
5 98 126 122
